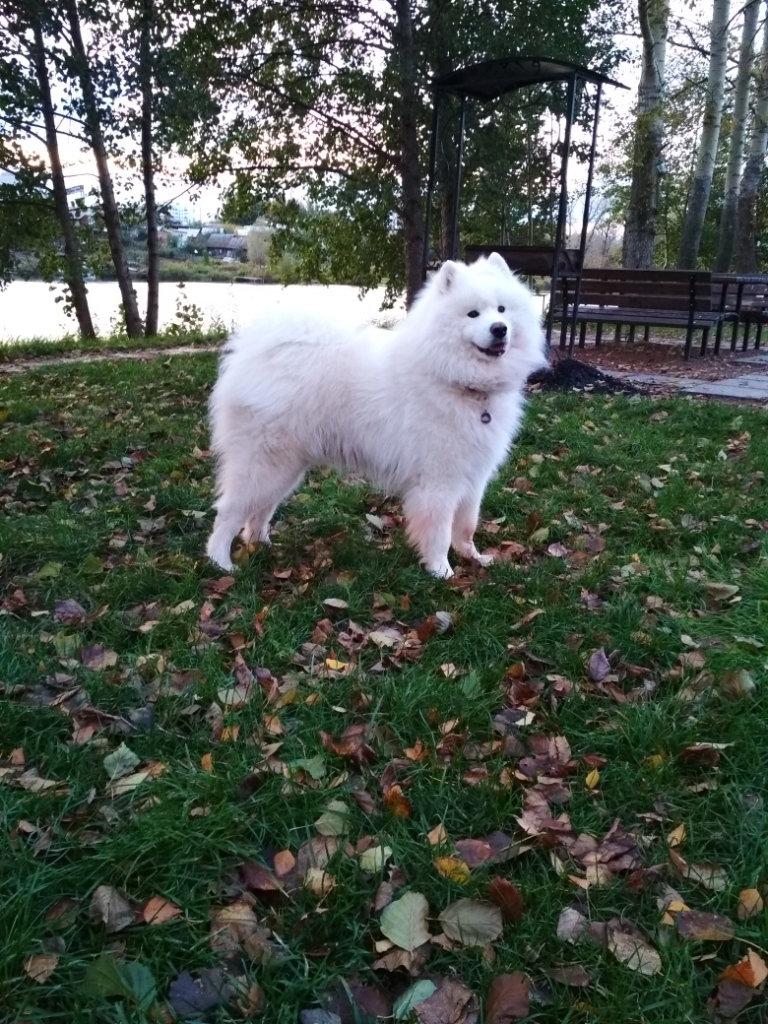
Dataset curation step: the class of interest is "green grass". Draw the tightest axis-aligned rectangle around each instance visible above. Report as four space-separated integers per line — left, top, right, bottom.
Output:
1 355 767 1022
0 328 225 363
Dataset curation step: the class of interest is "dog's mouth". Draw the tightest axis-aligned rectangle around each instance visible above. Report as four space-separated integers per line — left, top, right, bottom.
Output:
475 340 507 358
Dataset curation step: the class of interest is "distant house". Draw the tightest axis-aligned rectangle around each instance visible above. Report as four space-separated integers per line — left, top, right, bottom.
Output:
190 231 248 259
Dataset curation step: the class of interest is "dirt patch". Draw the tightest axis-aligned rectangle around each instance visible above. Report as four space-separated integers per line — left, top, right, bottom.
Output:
528 358 647 396
558 338 765 382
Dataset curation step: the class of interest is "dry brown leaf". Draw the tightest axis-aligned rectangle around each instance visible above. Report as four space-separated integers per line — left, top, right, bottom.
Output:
438 899 503 948
414 977 479 1024
676 910 734 942
484 972 530 1024
486 879 524 924
606 918 661 976
142 896 182 925
88 885 135 933
546 965 591 987
23 953 59 984
556 907 588 943
303 868 336 896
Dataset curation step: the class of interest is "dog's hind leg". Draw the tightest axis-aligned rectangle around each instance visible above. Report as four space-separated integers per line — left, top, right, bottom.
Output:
207 458 305 570
241 467 306 547
451 486 493 566
403 489 456 578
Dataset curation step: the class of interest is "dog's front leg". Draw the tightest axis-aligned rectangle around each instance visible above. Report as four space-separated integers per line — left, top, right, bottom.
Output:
451 488 493 566
404 490 455 578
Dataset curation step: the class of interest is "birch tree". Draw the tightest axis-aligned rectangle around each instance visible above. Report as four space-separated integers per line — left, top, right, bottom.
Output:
677 0 730 268
735 7 768 271
623 0 669 268
715 0 760 271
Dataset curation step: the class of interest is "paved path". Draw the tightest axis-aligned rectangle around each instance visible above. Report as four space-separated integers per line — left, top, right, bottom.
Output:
0 343 220 375
612 370 768 402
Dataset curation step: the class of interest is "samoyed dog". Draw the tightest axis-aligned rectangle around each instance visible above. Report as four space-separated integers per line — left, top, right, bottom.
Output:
206 253 547 578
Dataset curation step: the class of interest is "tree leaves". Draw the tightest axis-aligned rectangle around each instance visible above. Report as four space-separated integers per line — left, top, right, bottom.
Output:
606 918 662 976
484 973 530 1024
88 885 134 933
438 899 503 948
83 954 156 1009
380 892 431 951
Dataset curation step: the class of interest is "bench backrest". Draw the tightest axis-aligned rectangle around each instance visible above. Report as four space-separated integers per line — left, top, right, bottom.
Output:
560 269 714 311
712 279 768 310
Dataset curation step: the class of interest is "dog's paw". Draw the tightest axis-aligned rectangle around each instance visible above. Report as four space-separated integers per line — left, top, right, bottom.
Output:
425 561 454 579
475 552 494 567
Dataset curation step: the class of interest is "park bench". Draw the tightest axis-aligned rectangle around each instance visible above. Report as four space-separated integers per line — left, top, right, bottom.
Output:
711 273 768 354
551 268 739 360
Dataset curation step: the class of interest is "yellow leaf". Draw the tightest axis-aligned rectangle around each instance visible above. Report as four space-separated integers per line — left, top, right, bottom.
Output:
325 659 348 671
737 888 764 921
434 857 471 884
221 726 240 742
200 753 214 772
585 768 600 789
667 824 686 848
645 752 665 769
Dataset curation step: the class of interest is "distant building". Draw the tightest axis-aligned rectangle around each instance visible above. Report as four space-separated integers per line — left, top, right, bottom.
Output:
189 231 248 259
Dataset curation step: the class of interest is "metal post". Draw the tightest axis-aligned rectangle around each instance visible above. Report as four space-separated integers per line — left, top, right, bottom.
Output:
422 97 440 281
546 73 577 347
568 80 602 356
451 95 467 260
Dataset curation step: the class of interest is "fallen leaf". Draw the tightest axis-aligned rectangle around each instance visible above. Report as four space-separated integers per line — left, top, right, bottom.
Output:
736 889 764 921
486 879 524 924
676 910 734 941
89 885 134 933
359 845 393 873
667 823 686 848
719 670 756 700
720 950 768 988
200 753 214 773
546 965 591 987
80 644 118 670
106 770 151 797
83 954 156 1009
380 892 431 951
588 648 611 682
384 785 412 818
394 980 438 1020
705 582 740 603
315 799 351 836
484 972 530 1023
606 918 661 976
304 868 336 896
142 896 182 925
438 899 503 948
414 977 479 1024
168 968 232 1015
434 857 471 884
103 742 141 781
585 768 600 790
53 599 87 625
23 953 59 984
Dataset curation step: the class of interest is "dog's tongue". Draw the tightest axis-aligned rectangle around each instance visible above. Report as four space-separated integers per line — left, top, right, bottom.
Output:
487 340 506 355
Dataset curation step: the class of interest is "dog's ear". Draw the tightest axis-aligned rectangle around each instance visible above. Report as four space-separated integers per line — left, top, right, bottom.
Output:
436 260 458 292
487 252 511 275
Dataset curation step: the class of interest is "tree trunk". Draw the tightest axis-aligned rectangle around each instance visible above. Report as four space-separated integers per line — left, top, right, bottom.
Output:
677 0 730 268
715 0 760 271
63 0 144 336
735 13 768 272
29 20 96 339
623 0 669 268
139 0 159 336
393 0 424 306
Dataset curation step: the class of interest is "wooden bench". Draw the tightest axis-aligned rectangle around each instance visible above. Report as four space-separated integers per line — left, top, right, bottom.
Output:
712 273 768 353
552 268 739 360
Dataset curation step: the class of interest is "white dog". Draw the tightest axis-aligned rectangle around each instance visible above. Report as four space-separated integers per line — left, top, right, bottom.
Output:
206 253 547 577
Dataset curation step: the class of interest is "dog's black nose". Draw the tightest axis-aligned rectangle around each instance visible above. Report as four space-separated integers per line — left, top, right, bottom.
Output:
490 322 507 339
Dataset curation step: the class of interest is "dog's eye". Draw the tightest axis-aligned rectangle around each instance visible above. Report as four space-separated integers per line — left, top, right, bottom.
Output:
467 310 480 318
498 305 505 313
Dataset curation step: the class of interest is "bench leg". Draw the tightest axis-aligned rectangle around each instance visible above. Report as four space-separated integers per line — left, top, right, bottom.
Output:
755 321 763 350
714 320 723 355
684 324 694 360
559 314 568 351
628 324 636 344
700 328 710 357
614 324 622 345
643 324 650 343
595 322 603 348
730 318 739 352
742 321 750 352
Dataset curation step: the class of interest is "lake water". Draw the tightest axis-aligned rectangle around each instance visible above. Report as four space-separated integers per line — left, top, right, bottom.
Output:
0 280 401 342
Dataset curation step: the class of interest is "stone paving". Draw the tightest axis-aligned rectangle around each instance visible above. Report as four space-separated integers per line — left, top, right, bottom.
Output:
598 349 768 403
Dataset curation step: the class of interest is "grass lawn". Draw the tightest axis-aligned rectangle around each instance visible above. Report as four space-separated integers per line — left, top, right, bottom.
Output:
1 354 767 1023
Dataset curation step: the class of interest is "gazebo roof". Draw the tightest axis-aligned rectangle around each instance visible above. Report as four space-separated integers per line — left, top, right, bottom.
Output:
432 56 627 101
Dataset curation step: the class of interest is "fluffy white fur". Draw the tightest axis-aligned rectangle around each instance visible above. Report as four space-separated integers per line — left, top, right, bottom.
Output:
206 252 547 577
